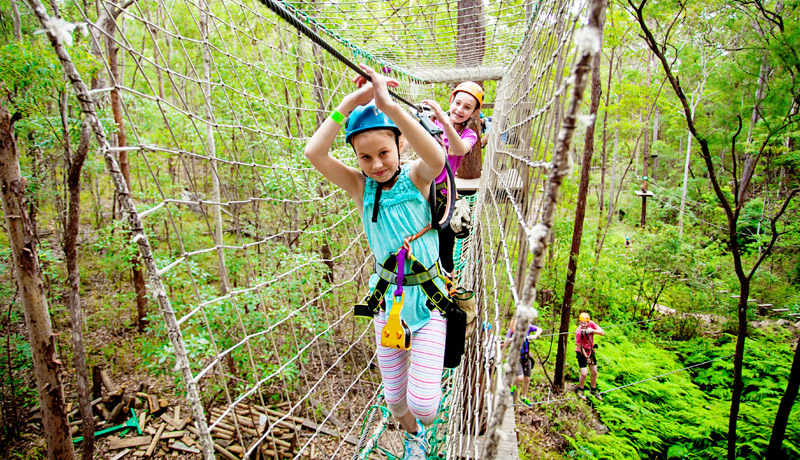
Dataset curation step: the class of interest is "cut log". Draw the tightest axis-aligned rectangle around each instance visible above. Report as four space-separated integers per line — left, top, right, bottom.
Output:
108 395 133 425
144 422 166 457
96 402 111 420
159 414 180 430
147 396 160 413
169 440 200 454
211 425 234 440
69 415 100 426
308 395 347 433
92 365 103 399
138 411 148 433
160 430 185 440
100 369 119 394
108 435 153 450
180 435 196 447
68 397 102 419
110 448 131 460
186 425 238 460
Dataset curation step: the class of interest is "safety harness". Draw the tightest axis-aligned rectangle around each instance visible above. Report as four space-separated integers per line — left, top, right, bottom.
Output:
354 227 467 368
352 107 467 368
580 329 597 366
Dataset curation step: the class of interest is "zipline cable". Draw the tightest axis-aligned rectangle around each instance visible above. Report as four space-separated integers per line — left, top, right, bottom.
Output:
256 0 419 109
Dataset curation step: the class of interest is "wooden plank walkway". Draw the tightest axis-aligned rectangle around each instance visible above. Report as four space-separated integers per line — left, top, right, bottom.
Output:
456 395 519 459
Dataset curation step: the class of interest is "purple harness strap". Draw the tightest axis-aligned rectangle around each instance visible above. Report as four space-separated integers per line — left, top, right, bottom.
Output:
393 248 407 297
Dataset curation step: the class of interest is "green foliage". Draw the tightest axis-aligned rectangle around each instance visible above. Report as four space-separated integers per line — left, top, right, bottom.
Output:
564 329 799 459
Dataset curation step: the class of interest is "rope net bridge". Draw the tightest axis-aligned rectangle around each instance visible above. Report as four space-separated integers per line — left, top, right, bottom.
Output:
34 0 606 457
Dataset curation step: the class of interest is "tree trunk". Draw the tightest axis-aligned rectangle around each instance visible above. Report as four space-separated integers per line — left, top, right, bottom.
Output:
554 19 605 388
0 104 75 460
107 8 149 331
456 0 485 68
640 52 652 227
609 118 619 216
594 49 614 258
767 337 800 458
64 120 96 460
729 286 750 460
10 0 22 41
597 47 615 221
679 114 693 237
201 0 230 296
651 106 659 180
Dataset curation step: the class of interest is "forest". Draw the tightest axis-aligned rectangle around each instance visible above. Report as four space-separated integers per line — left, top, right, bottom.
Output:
0 0 799 459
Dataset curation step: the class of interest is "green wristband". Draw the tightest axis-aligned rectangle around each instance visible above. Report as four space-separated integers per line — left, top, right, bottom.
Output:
330 109 345 125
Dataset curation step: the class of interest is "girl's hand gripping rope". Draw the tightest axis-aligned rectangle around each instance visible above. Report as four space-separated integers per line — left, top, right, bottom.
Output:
353 64 400 112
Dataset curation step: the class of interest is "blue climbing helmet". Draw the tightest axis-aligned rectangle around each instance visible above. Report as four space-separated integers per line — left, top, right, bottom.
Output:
345 103 400 145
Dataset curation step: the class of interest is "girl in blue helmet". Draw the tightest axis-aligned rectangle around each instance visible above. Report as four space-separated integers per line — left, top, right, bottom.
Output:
305 64 447 460
421 82 483 275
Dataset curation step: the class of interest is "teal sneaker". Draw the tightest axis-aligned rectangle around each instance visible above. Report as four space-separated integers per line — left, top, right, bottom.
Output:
403 421 429 460
521 397 533 408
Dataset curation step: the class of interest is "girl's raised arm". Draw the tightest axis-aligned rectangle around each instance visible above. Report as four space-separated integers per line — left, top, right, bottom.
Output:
421 99 472 157
304 84 376 202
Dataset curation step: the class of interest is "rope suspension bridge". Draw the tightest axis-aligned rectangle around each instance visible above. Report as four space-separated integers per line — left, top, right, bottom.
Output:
23 0 726 457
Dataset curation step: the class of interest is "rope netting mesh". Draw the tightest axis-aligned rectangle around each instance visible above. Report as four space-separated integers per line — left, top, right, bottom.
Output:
273 0 531 83
31 0 604 457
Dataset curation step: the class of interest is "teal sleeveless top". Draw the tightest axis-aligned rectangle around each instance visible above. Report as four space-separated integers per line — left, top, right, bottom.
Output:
363 164 446 332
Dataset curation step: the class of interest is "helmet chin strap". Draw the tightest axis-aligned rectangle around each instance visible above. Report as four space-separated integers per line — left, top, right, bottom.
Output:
366 166 401 223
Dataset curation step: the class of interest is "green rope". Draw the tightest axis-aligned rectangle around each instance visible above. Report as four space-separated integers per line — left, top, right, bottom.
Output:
354 370 455 459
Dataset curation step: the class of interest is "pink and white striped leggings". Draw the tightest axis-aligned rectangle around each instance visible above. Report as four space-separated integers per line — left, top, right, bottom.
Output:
374 309 447 425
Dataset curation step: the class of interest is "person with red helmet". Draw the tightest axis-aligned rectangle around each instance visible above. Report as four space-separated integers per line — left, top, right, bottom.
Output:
421 82 484 274
575 312 605 400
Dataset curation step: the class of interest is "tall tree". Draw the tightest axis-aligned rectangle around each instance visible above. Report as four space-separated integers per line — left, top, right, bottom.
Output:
201 0 230 296
628 1 800 457
61 110 95 459
554 8 607 388
0 98 75 460
767 338 800 457
100 0 148 330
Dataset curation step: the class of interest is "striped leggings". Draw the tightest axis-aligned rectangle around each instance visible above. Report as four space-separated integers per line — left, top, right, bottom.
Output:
374 309 447 425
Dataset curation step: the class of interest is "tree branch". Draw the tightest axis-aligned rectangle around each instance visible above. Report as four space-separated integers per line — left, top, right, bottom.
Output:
731 115 742 207
748 189 799 278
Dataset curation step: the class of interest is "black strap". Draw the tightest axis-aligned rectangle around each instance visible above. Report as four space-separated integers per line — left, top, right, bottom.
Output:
371 167 402 223
430 161 456 230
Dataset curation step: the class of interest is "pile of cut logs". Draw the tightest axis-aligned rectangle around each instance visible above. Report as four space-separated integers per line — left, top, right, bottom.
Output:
64 368 356 459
